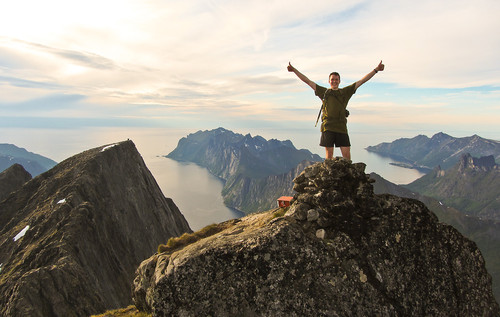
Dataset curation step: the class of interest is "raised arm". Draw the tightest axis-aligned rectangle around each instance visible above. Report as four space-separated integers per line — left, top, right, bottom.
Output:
355 60 385 90
287 62 316 91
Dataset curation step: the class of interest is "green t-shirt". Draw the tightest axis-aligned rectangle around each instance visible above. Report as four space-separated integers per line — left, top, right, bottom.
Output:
315 83 356 134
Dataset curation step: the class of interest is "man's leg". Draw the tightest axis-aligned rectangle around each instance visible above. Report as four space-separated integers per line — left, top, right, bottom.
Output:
340 146 351 160
325 147 334 159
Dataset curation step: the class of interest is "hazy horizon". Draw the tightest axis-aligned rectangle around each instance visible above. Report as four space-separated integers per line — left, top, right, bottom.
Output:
7 125 497 186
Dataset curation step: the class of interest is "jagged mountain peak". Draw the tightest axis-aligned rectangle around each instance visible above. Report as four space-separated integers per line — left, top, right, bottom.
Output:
0 140 191 317
458 153 497 172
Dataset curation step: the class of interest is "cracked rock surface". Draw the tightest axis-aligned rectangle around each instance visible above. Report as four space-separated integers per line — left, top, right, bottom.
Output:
133 158 499 316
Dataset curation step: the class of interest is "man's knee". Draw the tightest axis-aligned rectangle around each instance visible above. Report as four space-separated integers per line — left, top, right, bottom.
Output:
325 147 334 159
340 146 351 159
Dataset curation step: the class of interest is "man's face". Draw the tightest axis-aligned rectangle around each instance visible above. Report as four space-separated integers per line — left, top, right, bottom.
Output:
329 74 340 90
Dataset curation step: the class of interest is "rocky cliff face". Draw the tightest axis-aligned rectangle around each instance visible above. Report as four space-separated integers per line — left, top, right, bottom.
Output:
0 140 191 317
370 171 500 303
0 163 32 201
222 160 315 212
457 153 497 172
406 153 500 220
133 158 499 316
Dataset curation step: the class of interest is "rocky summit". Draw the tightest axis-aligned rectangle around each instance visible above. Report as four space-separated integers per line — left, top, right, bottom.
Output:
0 163 32 201
133 158 499 317
0 140 191 317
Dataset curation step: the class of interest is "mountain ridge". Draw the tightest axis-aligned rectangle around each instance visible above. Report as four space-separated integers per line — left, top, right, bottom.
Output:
167 127 321 178
0 140 191 317
167 127 322 213
365 132 500 171
405 153 500 221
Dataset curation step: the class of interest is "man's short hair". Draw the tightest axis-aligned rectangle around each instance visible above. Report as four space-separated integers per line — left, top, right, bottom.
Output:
329 72 340 80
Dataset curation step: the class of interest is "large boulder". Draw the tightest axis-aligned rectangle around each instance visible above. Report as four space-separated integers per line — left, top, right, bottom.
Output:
133 158 499 316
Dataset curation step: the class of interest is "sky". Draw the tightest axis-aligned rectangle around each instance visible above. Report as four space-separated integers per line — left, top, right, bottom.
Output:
1 0 499 148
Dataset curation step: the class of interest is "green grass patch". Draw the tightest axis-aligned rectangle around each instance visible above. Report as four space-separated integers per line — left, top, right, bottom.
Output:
157 208 288 254
91 305 150 317
158 222 233 254
271 207 288 219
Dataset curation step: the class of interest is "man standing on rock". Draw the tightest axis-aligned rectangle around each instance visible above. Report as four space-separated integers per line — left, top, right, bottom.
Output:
287 61 384 160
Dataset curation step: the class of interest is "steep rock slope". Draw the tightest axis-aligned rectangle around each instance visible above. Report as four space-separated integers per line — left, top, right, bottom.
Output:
370 171 500 303
0 140 191 317
167 127 322 213
405 153 500 220
0 163 32 201
366 132 500 171
133 158 499 316
222 160 315 212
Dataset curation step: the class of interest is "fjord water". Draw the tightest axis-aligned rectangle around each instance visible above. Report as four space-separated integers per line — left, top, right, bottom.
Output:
2 126 426 230
146 156 244 231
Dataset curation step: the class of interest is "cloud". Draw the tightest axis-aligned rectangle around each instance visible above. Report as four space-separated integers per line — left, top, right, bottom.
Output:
0 75 65 90
0 0 498 134
25 41 118 70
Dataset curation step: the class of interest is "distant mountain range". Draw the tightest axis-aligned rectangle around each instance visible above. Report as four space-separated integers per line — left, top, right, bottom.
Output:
167 127 322 213
365 132 500 171
0 143 57 177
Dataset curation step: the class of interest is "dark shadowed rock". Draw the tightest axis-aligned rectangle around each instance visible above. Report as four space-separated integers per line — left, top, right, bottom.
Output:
370 171 500 304
132 158 499 316
0 163 32 201
0 140 191 317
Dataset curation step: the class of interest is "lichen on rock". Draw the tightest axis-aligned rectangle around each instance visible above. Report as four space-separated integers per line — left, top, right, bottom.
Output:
133 158 499 316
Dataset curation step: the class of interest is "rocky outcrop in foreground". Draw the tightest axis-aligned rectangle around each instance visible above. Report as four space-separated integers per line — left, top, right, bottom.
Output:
0 140 191 317
371 171 500 303
133 158 499 316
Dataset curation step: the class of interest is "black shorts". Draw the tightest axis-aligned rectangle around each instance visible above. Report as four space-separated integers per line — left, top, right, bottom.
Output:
320 131 351 148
